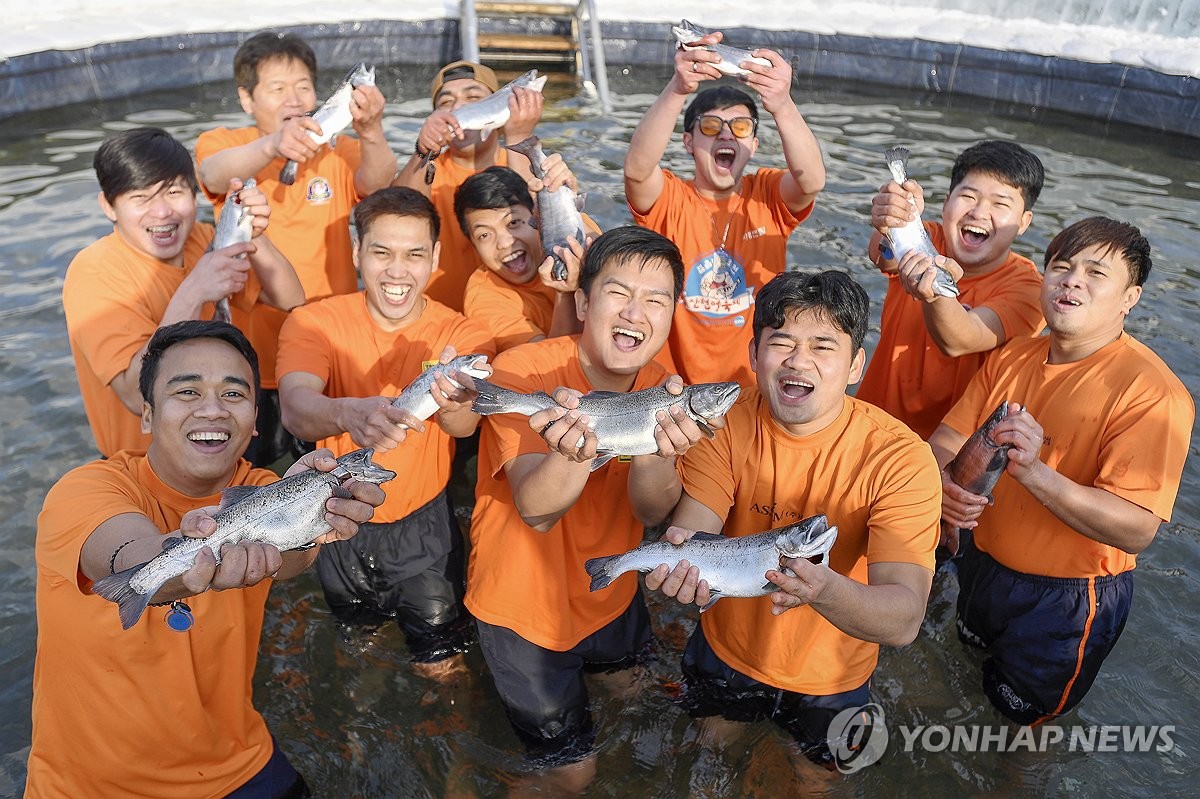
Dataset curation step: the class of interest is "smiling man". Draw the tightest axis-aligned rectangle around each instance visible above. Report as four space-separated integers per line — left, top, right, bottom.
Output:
858 140 1046 440
196 31 397 465
277 187 494 677
624 28 826 386
464 226 720 792
929 217 1193 724
29 320 384 799
63 127 302 460
632 270 941 779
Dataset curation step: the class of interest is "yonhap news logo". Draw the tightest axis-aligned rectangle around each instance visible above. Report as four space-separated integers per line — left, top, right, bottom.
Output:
827 704 1176 774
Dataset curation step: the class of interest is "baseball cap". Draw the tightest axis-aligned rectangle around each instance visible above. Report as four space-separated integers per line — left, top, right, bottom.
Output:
431 61 499 103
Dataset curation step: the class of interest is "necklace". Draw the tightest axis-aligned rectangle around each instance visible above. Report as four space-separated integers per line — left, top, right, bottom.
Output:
712 191 745 254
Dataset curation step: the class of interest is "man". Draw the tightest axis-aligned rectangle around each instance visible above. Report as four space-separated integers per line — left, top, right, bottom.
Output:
196 30 397 464
465 226 712 792
624 28 826 385
455 165 591 352
393 60 543 311
277 188 495 677
28 320 384 798
857 140 1046 439
930 217 1193 724
63 127 302 460
637 271 942 774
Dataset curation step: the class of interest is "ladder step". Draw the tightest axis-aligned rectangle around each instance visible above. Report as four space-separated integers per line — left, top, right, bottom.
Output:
478 33 576 52
475 1 576 16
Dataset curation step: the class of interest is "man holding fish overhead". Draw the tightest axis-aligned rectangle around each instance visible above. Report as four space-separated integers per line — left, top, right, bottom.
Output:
63 127 302 462
463 227 721 791
929 217 1193 725
632 271 941 776
29 320 385 799
196 31 397 465
857 140 1046 440
276 188 495 678
624 21 827 386
393 61 546 312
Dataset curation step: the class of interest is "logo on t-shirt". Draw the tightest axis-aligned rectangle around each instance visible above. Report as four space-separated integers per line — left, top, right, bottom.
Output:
305 177 333 205
683 249 752 321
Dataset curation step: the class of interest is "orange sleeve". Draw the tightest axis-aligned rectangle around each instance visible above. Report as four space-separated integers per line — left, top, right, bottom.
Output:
194 128 257 203
463 273 544 353
481 348 555 478
862 437 942 569
37 465 140 590
677 398 745 523
982 257 1044 338
275 302 335 384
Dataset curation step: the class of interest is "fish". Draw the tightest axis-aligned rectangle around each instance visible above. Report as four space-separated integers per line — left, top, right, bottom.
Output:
208 177 256 323
280 63 376 185
585 514 839 611
471 380 741 470
450 69 548 141
941 401 1017 553
505 135 586 282
391 353 492 422
91 448 396 629
671 19 772 77
882 146 960 298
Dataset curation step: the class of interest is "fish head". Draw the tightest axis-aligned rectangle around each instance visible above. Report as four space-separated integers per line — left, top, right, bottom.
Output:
686 382 742 420
336 448 397 484
775 515 838 564
348 63 376 87
451 354 493 382
526 75 548 94
980 400 1016 447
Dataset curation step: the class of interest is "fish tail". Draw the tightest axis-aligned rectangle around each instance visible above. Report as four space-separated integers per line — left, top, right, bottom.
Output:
279 160 298 185
883 146 911 167
505 135 541 166
584 555 620 591
91 562 161 630
470 380 509 416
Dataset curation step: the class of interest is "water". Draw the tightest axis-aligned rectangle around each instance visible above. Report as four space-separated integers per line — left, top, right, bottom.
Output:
1 65 1198 797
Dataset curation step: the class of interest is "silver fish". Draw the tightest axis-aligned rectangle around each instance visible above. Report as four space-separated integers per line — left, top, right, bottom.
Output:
450 69 548 140
280 63 376 185
882 146 960 298
505 135 586 282
208 177 257 322
91 448 396 629
586 514 839 610
471 380 741 470
391 353 492 422
941 401 1018 553
671 19 772 77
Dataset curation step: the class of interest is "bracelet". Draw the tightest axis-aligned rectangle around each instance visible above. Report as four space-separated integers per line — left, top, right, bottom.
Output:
109 539 138 574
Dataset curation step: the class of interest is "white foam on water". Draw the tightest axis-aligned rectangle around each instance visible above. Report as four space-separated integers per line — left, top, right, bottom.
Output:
5 0 1200 77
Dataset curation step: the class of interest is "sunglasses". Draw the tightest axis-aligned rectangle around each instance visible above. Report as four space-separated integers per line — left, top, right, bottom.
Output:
695 115 757 139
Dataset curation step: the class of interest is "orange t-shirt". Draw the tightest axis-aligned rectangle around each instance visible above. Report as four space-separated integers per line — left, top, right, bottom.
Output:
425 148 511 312
856 223 1044 440
630 168 809 386
942 333 1194 578
62 225 260 458
28 452 279 799
276 293 494 522
196 126 364 387
463 267 559 353
680 389 941 695
464 336 668 650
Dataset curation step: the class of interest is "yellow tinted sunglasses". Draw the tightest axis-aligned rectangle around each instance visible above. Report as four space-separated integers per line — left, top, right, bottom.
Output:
695 115 757 138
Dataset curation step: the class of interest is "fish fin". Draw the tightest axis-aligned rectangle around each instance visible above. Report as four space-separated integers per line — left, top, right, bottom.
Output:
590 453 617 472
581 390 623 401
161 536 186 551
331 484 354 500
695 419 717 440
91 562 159 630
469 380 506 415
528 215 540 231
480 127 493 142
575 192 587 211
328 133 338 150
279 160 298 186
218 485 261 511
584 555 618 591
690 532 728 542
698 591 723 612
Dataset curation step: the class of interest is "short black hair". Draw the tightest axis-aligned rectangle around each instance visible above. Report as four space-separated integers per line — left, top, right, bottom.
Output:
949 140 1045 210
683 86 760 134
753 270 870 352
234 31 317 93
1045 216 1152 288
140 320 261 408
93 127 198 205
578 226 685 300
453 166 533 237
352 186 440 244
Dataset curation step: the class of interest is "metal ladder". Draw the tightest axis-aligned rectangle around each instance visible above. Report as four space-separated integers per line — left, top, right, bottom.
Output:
460 0 612 113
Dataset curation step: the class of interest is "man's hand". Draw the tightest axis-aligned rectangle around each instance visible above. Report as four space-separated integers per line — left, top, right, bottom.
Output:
504 86 544 143
530 387 599 464
350 84 387 136
673 31 723 92
336 397 426 452
644 525 715 608
897 251 964 302
268 115 323 163
766 555 836 615
739 48 792 116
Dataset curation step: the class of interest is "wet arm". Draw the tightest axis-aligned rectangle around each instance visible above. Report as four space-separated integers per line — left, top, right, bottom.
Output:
503 451 593 532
